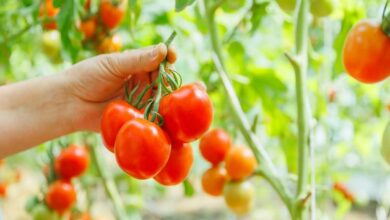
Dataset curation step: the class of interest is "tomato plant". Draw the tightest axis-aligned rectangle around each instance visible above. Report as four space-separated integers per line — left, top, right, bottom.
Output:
115 118 171 179
101 100 142 152
199 128 232 165
55 144 89 180
223 180 255 215
154 142 193 186
159 83 213 143
224 146 257 180
201 166 228 196
45 180 76 214
343 20 390 83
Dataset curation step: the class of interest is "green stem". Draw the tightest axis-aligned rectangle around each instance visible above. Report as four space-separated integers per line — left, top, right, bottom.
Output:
203 0 294 216
89 145 128 220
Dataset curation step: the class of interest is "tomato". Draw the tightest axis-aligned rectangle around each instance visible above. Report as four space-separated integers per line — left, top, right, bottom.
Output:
69 212 92 220
223 180 255 215
199 128 232 165
115 118 171 179
333 182 354 202
79 17 97 40
343 20 390 83
225 146 257 180
201 166 228 196
42 30 61 59
97 35 122 53
310 0 334 18
32 204 60 220
99 0 124 29
154 143 193 186
55 144 89 180
221 0 246 13
381 122 390 165
0 182 7 198
39 0 60 30
101 100 142 152
45 180 76 214
159 83 213 143
275 0 296 12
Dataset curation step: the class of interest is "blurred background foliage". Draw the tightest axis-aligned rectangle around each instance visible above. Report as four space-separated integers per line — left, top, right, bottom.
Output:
0 0 390 219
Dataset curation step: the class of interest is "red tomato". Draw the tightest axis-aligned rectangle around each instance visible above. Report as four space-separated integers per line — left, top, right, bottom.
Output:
225 146 257 180
97 35 122 54
55 144 89 180
101 100 142 152
154 143 194 186
39 0 60 30
45 180 76 214
79 17 96 40
0 182 7 198
343 19 390 83
115 118 171 179
201 166 228 196
99 1 124 29
199 128 232 165
159 83 213 143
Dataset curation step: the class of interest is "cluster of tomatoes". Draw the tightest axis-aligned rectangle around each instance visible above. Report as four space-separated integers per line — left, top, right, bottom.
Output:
199 129 257 215
31 144 90 219
101 82 213 185
39 0 124 54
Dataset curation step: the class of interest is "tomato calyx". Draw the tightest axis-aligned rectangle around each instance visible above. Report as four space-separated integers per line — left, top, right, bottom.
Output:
381 2 390 37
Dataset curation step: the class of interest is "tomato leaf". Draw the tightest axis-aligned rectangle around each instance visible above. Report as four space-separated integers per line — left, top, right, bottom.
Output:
175 0 196 12
183 179 195 197
53 0 64 8
57 0 78 62
250 2 269 33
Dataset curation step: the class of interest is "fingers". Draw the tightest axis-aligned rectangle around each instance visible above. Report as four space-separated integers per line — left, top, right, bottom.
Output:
167 46 177 64
105 43 168 79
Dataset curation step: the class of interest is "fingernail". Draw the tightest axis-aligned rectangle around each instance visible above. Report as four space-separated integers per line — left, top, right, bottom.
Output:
151 43 166 59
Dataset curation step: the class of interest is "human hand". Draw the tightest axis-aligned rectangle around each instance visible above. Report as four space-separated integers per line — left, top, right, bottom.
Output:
63 43 177 132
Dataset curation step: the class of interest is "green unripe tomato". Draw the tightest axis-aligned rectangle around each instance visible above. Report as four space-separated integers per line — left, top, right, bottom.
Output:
31 204 59 220
310 0 334 17
381 122 390 165
41 30 61 59
223 180 255 215
275 0 296 12
221 0 246 13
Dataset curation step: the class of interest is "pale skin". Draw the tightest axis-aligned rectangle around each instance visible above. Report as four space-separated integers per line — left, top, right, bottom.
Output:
0 43 176 158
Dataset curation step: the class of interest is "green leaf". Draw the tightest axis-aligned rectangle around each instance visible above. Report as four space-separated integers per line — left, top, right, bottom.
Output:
183 179 195 197
250 2 269 33
57 0 78 62
175 0 196 12
53 0 64 8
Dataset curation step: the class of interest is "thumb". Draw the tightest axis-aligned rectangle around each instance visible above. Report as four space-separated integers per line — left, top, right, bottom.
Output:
104 43 167 79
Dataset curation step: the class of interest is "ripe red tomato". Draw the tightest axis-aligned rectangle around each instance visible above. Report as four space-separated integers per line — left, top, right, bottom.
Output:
79 17 97 40
223 180 255 215
0 182 7 198
225 146 257 180
101 100 142 152
201 166 228 196
39 0 60 30
199 128 232 165
99 1 124 29
159 83 213 143
55 144 89 180
154 143 194 186
115 118 171 179
45 180 76 214
343 19 390 83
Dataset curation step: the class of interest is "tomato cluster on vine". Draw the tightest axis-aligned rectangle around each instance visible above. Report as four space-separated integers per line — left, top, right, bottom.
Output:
100 33 213 186
199 128 257 215
27 144 90 219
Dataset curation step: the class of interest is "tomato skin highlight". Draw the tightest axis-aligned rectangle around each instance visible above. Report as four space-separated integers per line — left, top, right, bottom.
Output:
55 144 89 180
343 19 390 83
101 100 142 152
159 83 213 143
99 1 124 29
154 143 194 186
115 118 171 179
199 128 232 165
224 180 255 215
201 166 229 196
45 180 76 214
225 146 257 180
